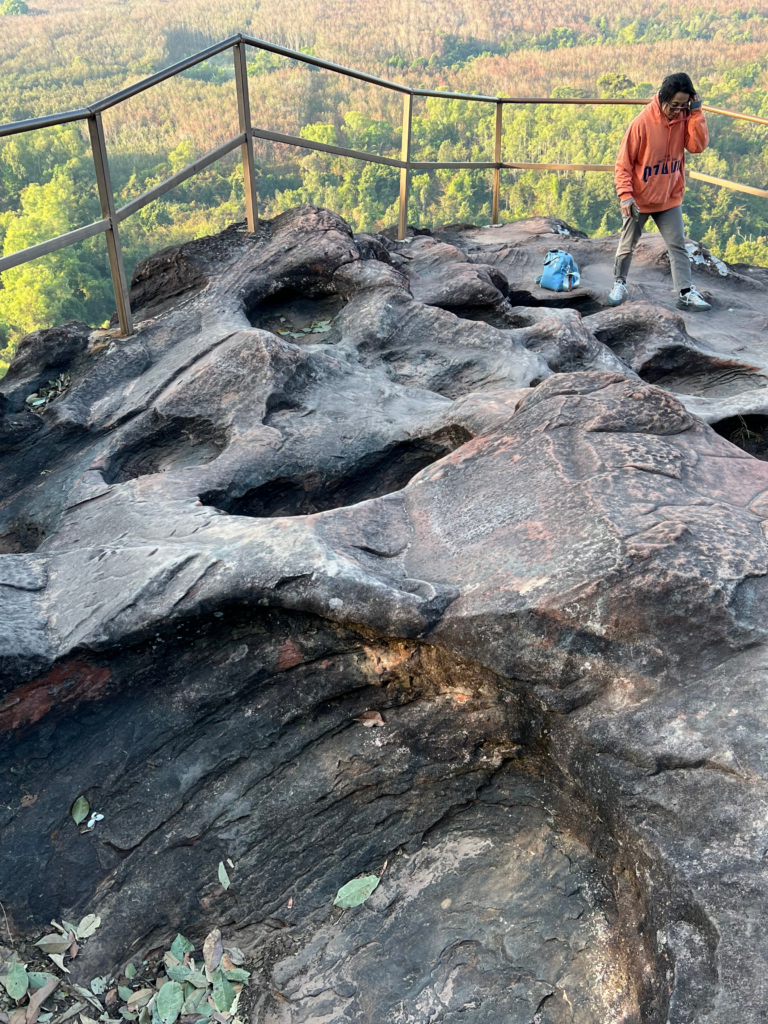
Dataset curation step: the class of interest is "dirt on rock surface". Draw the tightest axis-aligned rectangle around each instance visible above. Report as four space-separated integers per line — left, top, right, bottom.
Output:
3 206 768 1023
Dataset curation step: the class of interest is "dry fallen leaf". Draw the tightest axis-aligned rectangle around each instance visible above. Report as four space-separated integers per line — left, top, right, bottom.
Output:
222 948 244 967
46 955 68 974
75 915 100 940
54 1001 84 1023
20 794 37 808
287 897 293 909
454 693 472 704
126 990 154 1011
34 935 71 956
104 989 117 1007
202 930 222 975
25 977 59 1024
219 955 235 974
9 1009 25 1024
354 711 384 728
67 941 79 960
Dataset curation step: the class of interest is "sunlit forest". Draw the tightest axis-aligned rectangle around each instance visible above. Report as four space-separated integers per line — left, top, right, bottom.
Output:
2 0 768 366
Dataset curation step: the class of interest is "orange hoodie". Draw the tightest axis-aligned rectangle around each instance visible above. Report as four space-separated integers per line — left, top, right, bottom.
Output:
615 94 709 213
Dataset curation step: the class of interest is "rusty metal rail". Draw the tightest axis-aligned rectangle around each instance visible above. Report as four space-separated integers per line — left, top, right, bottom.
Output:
0 32 766 336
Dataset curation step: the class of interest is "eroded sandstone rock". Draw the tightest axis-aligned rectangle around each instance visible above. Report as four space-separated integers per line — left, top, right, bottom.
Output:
3 207 768 1023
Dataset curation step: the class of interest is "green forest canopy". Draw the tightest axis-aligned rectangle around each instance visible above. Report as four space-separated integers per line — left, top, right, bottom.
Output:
2 0 768 370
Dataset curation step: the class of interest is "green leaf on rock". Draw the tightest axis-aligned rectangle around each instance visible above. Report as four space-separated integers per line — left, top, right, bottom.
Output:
118 986 133 1001
169 935 194 963
217 862 230 890
28 972 56 990
184 971 207 990
155 981 183 1024
124 964 136 980
212 969 235 1013
119 1010 137 1021
164 966 189 983
71 796 90 824
34 934 71 955
4 961 29 1000
333 874 380 909
223 968 249 983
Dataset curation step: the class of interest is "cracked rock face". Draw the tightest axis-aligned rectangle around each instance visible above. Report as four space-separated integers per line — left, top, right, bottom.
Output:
4 206 768 1023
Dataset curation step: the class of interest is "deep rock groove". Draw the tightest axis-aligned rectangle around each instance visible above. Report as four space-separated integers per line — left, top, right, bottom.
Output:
639 350 768 397
201 426 473 517
103 415 229 483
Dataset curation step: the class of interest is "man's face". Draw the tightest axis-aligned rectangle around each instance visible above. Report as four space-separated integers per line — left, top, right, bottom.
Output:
662 91 692 120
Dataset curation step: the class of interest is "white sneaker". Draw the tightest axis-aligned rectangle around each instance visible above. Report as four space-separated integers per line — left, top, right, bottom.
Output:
676 287 711 311
606 281 628 306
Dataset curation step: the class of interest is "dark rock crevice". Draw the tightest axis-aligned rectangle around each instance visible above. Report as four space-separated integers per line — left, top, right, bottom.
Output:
712 413 768 459
100 413 230 484
200 426 472 518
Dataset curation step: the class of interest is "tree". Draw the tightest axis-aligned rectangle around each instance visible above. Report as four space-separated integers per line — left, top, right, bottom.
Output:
0 168 113 352
1 0 29 14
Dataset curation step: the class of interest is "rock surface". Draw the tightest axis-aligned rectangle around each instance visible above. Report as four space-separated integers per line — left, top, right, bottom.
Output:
3 206 768 1023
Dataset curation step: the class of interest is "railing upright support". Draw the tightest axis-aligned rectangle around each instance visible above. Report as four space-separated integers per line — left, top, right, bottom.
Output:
492 101 503 225
398 93 413 240
233 41 259 234
88 113 133 336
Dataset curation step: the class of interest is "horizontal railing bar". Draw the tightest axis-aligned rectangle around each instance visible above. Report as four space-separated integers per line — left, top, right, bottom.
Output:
0 218 109 273
418 93 649 105
412 90 504 104
240 34 411 94
687 169 768 198
89 36 241 113
700 104 768 126
0 108 91 139
251 127 406 167
411 161 497 169
115 133 245 221
504 161 614 170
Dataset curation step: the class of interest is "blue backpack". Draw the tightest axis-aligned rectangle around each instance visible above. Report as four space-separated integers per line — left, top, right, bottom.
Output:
535 249 580 292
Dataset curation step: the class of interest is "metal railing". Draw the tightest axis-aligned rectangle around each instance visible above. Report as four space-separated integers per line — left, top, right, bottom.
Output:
1 32 767 337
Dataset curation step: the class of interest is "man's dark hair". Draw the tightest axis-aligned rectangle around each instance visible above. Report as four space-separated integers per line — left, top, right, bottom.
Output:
659 73 696 104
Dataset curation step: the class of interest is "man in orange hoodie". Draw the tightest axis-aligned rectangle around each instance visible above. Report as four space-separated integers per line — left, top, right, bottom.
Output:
608 72 711 311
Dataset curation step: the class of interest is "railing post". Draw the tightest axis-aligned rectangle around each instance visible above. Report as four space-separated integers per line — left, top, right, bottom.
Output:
88 112 133 336
398 92 413 240
233 41 259 234
492 101 503 225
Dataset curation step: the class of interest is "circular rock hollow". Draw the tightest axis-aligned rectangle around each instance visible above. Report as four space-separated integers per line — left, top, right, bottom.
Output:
247 292 346 341
102 414 230 484
201 427 472 517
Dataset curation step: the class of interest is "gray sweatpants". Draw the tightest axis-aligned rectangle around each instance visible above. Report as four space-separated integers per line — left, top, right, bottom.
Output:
613 204 692 292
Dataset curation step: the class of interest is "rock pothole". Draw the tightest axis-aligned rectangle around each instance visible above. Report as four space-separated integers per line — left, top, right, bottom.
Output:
451 292 603 330
248 293 345 341
712 414 768 459
200 427 472 517
102 415 229 484
638 351 768 398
